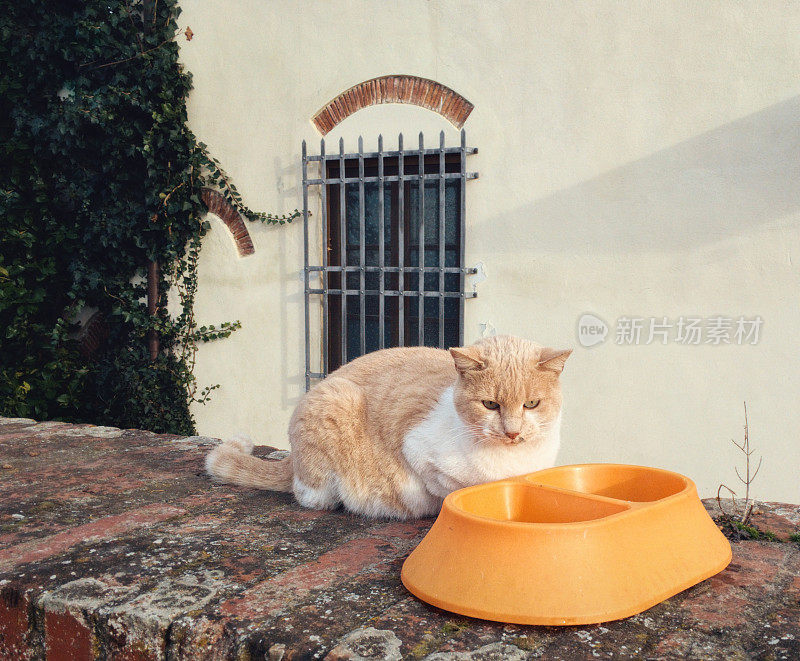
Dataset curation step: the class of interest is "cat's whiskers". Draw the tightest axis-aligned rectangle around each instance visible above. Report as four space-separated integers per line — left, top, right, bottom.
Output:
447 426 486 444
445 424 498 448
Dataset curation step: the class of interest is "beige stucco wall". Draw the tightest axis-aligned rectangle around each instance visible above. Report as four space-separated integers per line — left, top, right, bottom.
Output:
177 0 800 503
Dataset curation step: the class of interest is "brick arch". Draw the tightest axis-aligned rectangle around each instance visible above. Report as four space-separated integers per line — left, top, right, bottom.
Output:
201 188 255 256
312 75 474 135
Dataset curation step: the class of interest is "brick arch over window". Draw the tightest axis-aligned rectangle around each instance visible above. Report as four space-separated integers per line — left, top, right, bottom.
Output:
201 188 255 256
311 75 474 135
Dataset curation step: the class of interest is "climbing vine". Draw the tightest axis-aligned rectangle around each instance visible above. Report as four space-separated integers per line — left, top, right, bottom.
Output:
0 0 295 433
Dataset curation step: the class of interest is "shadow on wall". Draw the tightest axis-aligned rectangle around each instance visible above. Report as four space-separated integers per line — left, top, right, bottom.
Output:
488 95 800 253
274 97 800 402
274 222 305 411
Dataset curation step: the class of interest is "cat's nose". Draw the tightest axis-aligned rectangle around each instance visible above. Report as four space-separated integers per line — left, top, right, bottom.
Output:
505 431 519 440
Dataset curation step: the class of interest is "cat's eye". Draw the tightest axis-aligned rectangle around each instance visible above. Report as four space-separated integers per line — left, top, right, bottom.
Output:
523 399 541 409
482 400 500 410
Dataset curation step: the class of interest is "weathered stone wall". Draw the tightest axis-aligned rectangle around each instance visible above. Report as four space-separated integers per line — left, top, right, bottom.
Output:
1 417 798 659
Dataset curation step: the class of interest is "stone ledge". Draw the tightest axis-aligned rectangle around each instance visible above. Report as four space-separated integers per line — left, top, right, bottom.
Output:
0 416 798 659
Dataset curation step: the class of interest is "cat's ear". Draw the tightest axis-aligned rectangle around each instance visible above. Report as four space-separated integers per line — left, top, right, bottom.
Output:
537 348 572 374
449 346 485 374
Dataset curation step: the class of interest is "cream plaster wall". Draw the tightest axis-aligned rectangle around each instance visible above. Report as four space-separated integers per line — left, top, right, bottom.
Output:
178 1 800 503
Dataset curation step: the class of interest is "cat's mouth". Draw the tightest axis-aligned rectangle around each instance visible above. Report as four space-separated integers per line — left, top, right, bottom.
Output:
483 431 527 446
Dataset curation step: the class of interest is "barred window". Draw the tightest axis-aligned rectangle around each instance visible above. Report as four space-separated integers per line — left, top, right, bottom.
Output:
302 131 478 389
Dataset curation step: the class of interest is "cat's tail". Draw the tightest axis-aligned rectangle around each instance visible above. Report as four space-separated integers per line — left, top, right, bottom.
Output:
205 435 293 492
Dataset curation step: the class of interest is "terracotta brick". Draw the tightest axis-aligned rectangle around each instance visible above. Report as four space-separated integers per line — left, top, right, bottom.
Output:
201 188 255 257
680 542 793 632
217 521 427 620
332 97 345 122
366 80 376 106
338 89 350 116
438 88 449 113
441 91 456 120
415 78 427 105
404 76 414 102
322 77 476 133
428 82 440 109
422 80 434 109
0 504 185 571
430 86 443 112
343 89 355 115
326 103 339 125
410 79 422 105
77 311 109 358
444 91 456 116
424 81 434 107
312 110 329 133
45 610 93 661
448 96 465 123
453 99 474 127
354 82 365 109
0 587 30 659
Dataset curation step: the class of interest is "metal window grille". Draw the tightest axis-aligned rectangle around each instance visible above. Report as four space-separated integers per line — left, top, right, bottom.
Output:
302 130 478 390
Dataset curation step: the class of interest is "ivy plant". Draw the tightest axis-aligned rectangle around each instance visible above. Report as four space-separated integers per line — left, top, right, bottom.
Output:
0 0 295 433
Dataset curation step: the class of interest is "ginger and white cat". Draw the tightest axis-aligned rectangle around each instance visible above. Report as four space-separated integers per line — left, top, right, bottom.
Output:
206 335 571 519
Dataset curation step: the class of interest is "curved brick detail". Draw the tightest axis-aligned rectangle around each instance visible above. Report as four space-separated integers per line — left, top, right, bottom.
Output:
312 75 474 135
76 311 109 359
200 188 255 257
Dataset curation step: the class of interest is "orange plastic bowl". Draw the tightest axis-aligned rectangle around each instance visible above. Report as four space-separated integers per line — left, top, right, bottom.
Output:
401 464 731 625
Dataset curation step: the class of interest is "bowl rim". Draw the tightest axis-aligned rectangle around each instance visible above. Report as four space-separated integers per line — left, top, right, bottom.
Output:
444 463 694 529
